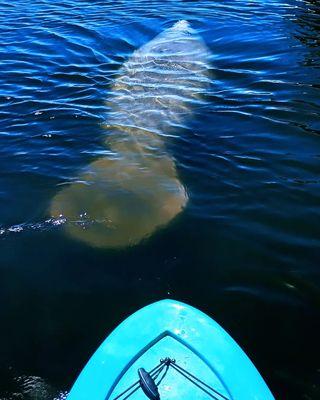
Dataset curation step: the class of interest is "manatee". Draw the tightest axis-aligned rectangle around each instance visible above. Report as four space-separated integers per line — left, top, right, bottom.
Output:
50 20 211 248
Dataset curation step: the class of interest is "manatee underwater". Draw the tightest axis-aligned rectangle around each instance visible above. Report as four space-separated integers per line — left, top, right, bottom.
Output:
50 20 211 248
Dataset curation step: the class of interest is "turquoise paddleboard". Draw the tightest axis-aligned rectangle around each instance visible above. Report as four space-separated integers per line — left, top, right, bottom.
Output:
68 300 274 400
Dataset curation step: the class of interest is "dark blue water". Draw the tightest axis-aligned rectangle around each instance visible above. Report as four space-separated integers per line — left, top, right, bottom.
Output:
1 0 320 398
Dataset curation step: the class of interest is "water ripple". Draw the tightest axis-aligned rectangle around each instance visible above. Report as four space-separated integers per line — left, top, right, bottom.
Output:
1 0 320 399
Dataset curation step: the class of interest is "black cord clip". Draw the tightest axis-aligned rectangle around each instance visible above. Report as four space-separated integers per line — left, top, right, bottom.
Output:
138 368 160 400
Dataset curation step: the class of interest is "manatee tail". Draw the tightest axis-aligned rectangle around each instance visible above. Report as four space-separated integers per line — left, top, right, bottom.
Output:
50 154 187 249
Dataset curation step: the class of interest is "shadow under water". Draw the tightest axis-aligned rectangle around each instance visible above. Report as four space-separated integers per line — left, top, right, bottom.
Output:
50 20 211 248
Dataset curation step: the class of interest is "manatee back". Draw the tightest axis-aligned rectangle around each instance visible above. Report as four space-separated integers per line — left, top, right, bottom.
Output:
109 20 211 145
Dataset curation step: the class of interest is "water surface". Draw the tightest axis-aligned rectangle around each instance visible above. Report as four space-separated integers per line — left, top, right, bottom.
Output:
1 0 320 399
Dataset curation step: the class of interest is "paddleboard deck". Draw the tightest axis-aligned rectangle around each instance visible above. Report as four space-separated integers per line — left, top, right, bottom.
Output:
68 300 274 400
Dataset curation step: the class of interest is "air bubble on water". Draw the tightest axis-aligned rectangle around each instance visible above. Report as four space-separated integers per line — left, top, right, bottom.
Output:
8 225 23 233
51 216 67 226
0 214 115 239
54 392 69 400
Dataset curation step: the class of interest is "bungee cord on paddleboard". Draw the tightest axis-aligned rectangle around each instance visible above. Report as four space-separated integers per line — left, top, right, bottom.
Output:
112 358 230 400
